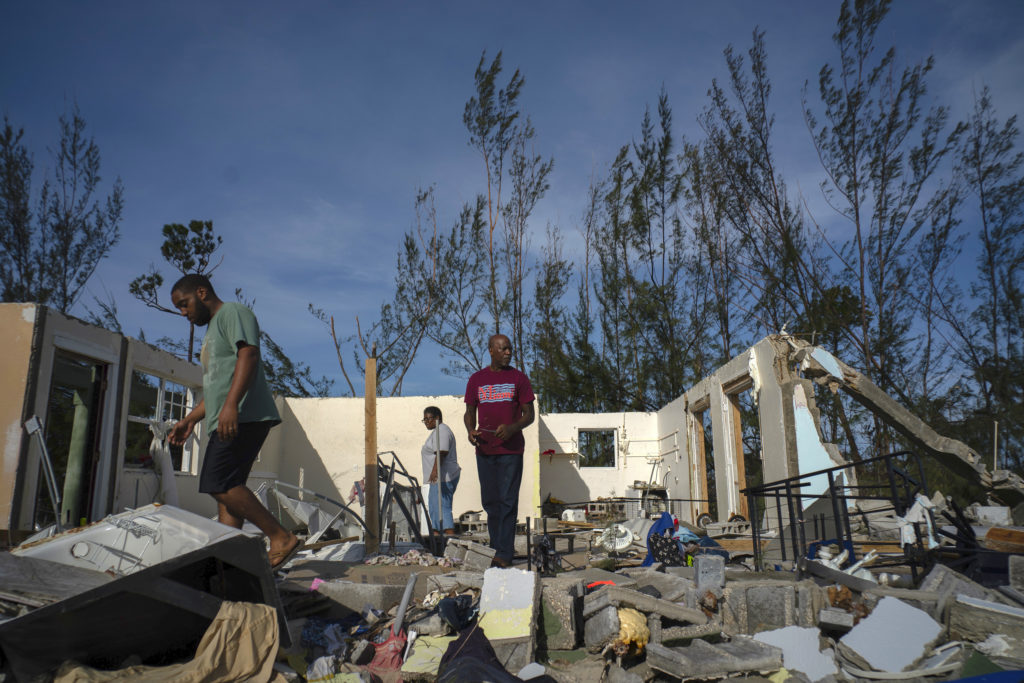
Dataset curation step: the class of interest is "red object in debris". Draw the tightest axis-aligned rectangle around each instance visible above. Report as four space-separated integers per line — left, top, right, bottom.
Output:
587 580 616 590
368 629 407 677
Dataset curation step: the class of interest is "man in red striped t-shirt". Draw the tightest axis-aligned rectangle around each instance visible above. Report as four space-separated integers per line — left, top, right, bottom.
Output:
464 334 535 567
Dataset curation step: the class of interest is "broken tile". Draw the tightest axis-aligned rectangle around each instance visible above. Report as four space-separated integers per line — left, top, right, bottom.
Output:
838 596 941 672
753 626 837 682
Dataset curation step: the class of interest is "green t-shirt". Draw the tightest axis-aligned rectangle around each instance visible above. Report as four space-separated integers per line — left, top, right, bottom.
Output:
200 302 281 433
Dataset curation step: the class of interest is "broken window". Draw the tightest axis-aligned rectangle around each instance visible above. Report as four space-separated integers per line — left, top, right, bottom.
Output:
37 351 108 530
124 371 197 472
578 429 616 468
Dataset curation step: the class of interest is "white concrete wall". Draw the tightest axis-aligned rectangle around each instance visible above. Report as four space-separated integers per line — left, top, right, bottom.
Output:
537 411 660 505
657 395 696 521
259 395 541 525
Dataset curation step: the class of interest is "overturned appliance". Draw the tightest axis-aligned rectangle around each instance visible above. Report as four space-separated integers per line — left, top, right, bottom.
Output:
1 504 287 680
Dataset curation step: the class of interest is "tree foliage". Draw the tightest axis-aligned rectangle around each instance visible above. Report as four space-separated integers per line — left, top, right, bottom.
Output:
0 105 123 312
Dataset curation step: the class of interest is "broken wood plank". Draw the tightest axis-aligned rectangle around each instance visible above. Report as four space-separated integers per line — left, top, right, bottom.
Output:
982 527 1024 554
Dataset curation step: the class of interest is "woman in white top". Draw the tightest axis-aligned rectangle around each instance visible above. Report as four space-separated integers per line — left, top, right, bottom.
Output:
421 406 461 535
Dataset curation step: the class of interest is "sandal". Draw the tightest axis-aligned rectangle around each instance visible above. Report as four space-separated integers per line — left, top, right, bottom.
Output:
269 536 303 571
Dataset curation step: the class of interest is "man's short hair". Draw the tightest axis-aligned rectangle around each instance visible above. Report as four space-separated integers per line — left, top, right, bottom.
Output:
171 273 215 296
424 406 442 421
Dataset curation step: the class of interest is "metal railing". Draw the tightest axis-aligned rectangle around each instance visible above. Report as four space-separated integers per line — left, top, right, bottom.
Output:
743 451 932 579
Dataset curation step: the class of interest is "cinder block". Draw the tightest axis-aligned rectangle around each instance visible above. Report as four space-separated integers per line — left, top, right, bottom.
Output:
443 538 495 571
622 568 694 602
540 577 584 650
582 585 707 625
584 605 620 652
647 637 782 680
695 554 725 596
721 579 826 635
818 607 854 631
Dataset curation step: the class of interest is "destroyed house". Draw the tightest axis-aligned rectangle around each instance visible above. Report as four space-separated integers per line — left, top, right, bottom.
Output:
5 301 1016 546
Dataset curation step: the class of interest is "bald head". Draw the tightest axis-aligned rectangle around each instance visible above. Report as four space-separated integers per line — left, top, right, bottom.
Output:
488 334 512 370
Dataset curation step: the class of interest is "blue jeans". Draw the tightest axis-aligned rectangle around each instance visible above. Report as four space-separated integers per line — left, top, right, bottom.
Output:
476 452 523 562
427 473 460 531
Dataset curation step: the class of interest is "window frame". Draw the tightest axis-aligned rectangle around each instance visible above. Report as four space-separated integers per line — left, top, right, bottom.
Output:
576 428 618 469
124 372 200 474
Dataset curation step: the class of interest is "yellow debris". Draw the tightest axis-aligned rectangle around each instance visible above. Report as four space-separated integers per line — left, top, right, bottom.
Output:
616 607 650 652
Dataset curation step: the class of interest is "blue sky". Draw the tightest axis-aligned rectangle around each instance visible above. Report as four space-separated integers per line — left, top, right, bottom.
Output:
3 1 1022 396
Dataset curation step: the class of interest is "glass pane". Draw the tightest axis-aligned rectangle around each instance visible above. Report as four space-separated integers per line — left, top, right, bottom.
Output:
579 429 616 468
128 371 159 421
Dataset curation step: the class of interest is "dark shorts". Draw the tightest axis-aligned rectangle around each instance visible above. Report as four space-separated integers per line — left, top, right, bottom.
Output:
198 421 273 494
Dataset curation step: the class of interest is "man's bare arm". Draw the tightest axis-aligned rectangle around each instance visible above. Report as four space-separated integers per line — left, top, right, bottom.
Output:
464 404 481 446
169 398 206 446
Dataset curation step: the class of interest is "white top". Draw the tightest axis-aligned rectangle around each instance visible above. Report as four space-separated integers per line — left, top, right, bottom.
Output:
420 422 460 483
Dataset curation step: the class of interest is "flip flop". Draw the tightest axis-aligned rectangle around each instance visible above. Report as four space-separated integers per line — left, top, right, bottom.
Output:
269 536 303 572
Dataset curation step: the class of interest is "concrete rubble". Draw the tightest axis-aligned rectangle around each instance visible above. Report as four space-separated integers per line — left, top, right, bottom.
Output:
1 503 1023 682
1 333 1023 680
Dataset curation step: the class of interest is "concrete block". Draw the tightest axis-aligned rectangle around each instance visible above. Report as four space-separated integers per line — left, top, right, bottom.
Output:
918 563 1004 613
424 571 484 593
839 596 941 672
582 585 707 625
583 605 620 652
754 626 837 682
315 579 405 613
624 568 694 602
721 579 827 635
647 637 782 680
949 595 1024 642
1009 555 1024 591
817 607 854 632
972 505 1012 526
695 554 726 596
540 577 584 651
576 567 638 589
479 568 539 672
443 538 495 571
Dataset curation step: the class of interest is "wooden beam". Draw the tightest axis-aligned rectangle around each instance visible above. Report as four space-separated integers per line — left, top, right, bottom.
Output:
364 353 379 555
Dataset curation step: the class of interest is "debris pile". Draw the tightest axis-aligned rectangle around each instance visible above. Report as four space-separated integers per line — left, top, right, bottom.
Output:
2 501 1023 682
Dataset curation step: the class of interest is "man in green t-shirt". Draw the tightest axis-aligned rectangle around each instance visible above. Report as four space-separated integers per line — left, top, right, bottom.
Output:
168 274 301 570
